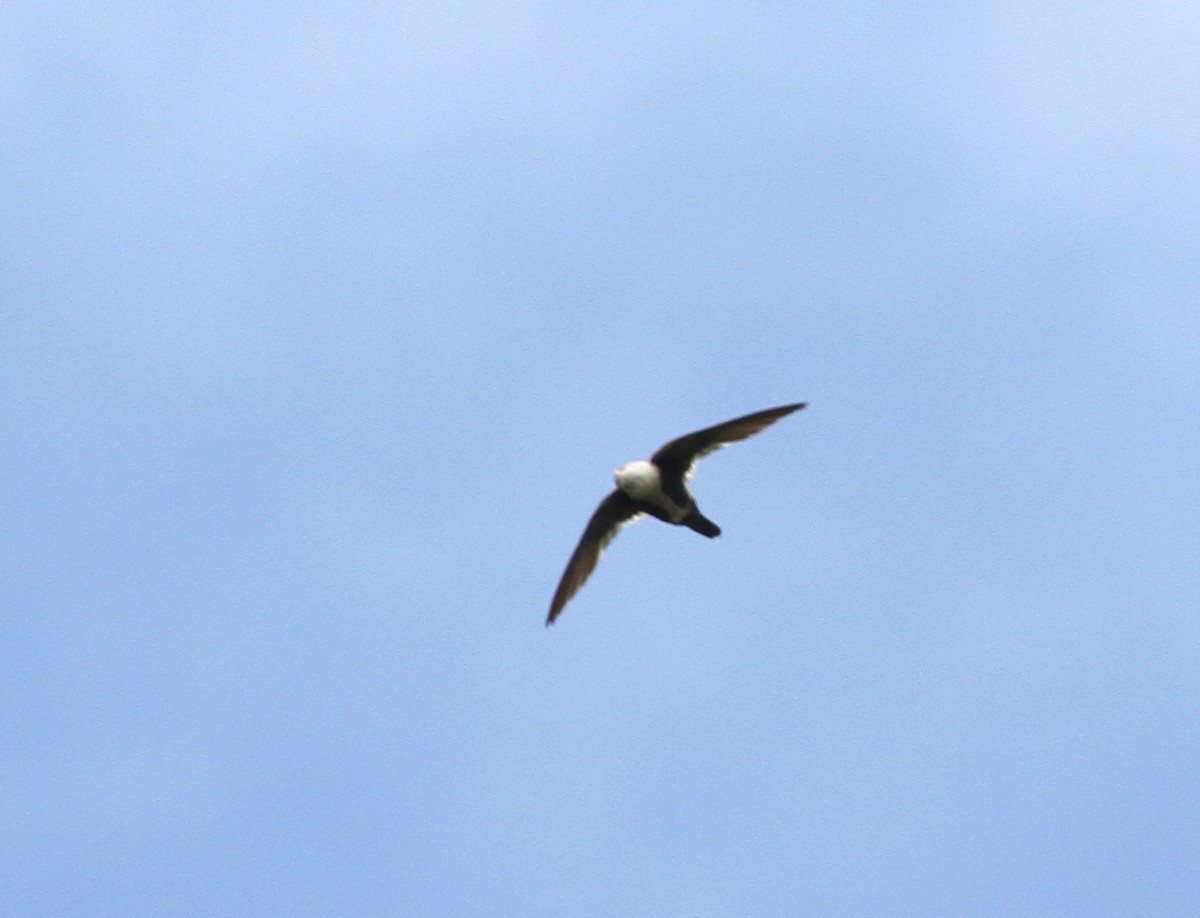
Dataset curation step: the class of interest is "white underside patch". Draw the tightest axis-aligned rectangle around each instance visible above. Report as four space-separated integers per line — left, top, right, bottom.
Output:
614 459 686 520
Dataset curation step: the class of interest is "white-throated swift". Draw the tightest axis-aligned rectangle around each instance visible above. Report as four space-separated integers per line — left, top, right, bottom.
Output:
546 402 806 625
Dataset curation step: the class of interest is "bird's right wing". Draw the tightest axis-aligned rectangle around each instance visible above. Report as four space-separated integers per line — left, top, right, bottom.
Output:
546 489 643 625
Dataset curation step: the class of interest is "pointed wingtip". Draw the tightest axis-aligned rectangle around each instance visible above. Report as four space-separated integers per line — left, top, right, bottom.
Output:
777 401 807 419
769 401 807 417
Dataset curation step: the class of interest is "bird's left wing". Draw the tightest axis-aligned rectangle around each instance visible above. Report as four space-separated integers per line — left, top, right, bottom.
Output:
546 489 643 625
650 402 806 504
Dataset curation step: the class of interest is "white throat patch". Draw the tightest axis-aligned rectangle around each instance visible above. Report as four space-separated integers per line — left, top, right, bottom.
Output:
614 460 660 500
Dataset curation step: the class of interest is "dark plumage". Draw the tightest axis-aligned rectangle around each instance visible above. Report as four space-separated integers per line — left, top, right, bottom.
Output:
546 402 806 625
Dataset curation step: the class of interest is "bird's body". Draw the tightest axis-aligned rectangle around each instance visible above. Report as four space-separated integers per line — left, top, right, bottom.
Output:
545 402 806 624
613 458 721 535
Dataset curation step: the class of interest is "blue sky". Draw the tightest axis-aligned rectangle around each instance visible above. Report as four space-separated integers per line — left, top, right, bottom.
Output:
3 4 1198 915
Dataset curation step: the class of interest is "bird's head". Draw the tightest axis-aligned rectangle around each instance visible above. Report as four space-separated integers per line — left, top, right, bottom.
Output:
614 460 659 499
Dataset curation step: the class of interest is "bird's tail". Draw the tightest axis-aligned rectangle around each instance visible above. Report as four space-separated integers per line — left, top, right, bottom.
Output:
683 509 721 538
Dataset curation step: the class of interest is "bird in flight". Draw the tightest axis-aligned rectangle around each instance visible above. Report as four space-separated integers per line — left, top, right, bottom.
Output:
545 402 806 625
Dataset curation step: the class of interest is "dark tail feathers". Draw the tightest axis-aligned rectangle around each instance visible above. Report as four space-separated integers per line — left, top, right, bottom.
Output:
683 509 721 538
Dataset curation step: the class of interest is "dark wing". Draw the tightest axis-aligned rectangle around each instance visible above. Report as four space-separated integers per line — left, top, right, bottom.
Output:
651 402 806 504
546 489 644 625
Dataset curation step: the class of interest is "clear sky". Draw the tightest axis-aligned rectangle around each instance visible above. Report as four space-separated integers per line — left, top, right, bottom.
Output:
4 5 1198 916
